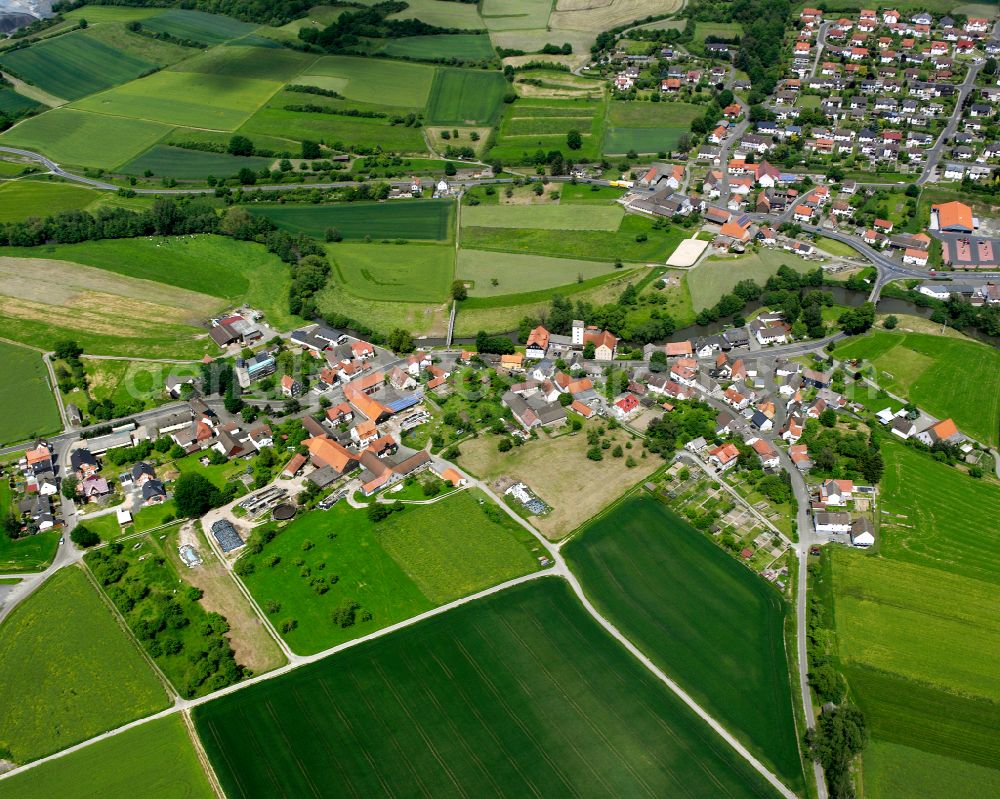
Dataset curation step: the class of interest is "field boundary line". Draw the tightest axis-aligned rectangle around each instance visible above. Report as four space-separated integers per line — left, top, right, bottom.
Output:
182 708 226 799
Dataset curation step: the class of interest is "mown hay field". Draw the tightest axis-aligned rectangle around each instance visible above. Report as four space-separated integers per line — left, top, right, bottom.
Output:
0 716 216 799
565 495 804 792
375 33 495 61
458 248 618 296
328 241 454 303
250 199 454 241
0 30 155 101
0 567 169 764
306 55 436 108
462 202 622 231
195 578 782 799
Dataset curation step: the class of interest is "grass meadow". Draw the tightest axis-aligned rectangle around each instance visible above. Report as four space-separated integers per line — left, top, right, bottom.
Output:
239 490 542 655
0 567 169 763
0 716 216 799
565 495 804 792
0 108 172 170
604 101 702 155
834 331 1000 447
493 97 606 162
689 250 815 310
426 68 507 126
461 202 622 231
863 739 1000 799
140 8 257 44
386 0 485 27
73 70 282 130
0 341 61 445
481 0 552 30
0 30 155 101
240 104 428 152
0 180 101 222
195 578 782 799
250 199 454 241
461 212 686 263
171 44 317 81
118 144 273 179
458 249 619 296
328 241 454 302
0 480 58 571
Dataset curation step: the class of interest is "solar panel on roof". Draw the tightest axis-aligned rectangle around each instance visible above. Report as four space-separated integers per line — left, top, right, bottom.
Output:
211 519 244 553
737 214 751 226
386 394 421 412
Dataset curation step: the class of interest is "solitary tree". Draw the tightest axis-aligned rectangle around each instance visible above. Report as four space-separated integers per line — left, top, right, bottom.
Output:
566 130 583 150
451 280 468 301
70 525 99 548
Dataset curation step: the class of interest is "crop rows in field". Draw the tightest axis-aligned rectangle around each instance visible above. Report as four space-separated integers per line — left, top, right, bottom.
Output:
250 199 454 242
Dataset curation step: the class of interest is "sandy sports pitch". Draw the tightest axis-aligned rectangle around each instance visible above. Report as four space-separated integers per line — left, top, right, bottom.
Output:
667 237 709 267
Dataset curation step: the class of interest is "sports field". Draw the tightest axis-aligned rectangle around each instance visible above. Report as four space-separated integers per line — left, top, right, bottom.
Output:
604 101 702 155
305 55 436 107
0 108 172 170
0 341 60 445
73 70 282 130
141 8 257 44
250 199 454 241
0 567 169 763
878 440 1000 585
0 30 155 101
426 68 507 125
689 251 814 310
376 33 494 61
0 180 100 222
462 213 686 263
118 144 273 179
565 495 804 791
239 491 542 654
2 235 299 330
0 716 216 799
329 241 454 302
195 578 781 799
461 202 622 230
834 331 1000 447
458 249 619 296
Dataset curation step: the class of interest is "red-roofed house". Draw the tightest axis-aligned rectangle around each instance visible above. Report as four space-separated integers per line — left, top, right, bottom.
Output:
525 326 550 359
708 443 740 471
612 393 640 420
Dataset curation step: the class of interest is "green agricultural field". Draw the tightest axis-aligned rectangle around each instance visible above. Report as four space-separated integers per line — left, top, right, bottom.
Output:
604 100 702 155
328 241 454 302
833 550 1000 702
834 331 1000 447
141 8 257 44
426 68 507 125
0 108 173 170
374 33 494 61
565 495 804 791
689 251 815 310
694 20 743 43
0 716 216 799
559 182 626 204
63 5 166 23
0 87 40 115
118 144 273 179
492 97 606 162
386 0 484 27
462 212 686 263
461 202 622 231
0 341 61 445
195 578 782 799
250 199 453 241
305 55 436 107
458 249 619 296
316 285 447 338
0 567 169 763
73 70 282 130
0 180 101 222
0 30 155 101
877 440 1000 585
238 490 542 655
863 739 1000 799
82 19 196 66
1 235 300 331
172 44 317 81
240 105 428 153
